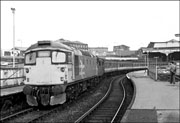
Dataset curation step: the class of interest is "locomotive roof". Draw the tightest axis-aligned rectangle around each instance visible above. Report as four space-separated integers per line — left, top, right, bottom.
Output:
25 40 96 58
25 40 73 52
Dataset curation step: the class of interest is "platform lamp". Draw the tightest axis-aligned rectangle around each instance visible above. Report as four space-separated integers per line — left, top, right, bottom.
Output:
11 7 15 68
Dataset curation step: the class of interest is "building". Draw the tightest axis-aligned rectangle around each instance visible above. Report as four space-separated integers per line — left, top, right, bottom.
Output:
55 38 88 51
106 51 116 56
1 47 27 57
143 39 180 61
0 48 26 65
88 47 108 56
175 34 180 37
113 45 137 57
1 49 11 56
113 45 130 52
115 50 137 57
11 47 27 56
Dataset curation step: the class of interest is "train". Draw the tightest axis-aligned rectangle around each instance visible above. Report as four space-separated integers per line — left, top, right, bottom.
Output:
23 40 146 106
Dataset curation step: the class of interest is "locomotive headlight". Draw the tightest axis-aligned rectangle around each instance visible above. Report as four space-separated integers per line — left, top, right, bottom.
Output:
61 67 65 72
26 68 29 73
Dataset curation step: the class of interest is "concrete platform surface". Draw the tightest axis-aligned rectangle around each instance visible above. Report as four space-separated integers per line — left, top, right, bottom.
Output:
122 70 179 123
0 85 24 96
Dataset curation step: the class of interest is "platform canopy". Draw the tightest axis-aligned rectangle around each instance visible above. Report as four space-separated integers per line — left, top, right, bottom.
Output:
143 39 180 55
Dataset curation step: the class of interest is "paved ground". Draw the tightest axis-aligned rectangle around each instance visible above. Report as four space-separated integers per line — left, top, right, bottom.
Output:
121 70 179 123
0 85 24 96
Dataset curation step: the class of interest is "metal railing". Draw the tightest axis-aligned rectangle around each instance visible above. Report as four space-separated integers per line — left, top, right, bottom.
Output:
148 61 180 82
0 67 25 88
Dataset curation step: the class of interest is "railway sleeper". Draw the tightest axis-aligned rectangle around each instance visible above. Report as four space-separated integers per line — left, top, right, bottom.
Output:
87 116 112 121
91 112 115 116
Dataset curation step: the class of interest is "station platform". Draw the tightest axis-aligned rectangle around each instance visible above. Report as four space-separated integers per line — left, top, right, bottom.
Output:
0 85 24 96
121 70 179 123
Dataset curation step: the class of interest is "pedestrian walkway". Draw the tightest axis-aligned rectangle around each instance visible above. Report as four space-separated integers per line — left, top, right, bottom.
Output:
0 85 24 96
121 70 179 123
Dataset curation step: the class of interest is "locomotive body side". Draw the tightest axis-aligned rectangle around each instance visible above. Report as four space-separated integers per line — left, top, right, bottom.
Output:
73 50 98 81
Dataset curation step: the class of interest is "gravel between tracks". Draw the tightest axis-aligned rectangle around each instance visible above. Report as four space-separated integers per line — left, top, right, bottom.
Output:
37 77 114 122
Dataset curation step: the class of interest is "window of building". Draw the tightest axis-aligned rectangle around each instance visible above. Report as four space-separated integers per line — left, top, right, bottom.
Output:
4 51 11 56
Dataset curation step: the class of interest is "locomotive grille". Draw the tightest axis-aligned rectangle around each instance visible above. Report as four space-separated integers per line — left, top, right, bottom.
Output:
39 87 50 94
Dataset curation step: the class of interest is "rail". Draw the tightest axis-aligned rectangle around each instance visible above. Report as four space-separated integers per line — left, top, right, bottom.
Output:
75 77 115 123
75 76 126 123
111 77 126 123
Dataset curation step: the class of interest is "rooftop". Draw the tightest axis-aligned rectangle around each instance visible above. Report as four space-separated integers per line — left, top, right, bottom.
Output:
147 39 180 48
11 47 28 51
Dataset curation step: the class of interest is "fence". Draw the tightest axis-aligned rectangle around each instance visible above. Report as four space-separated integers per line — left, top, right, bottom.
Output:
148 61 180 82
0 66 25 88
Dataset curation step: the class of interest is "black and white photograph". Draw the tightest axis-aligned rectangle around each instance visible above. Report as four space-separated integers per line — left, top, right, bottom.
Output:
1 1 179 122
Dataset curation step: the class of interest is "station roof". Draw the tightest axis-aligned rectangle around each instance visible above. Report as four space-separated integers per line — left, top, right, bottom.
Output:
143 39 180 54
147 39 180 49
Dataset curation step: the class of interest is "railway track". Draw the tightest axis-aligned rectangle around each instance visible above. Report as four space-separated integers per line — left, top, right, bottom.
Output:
0 107 33 122
0 77 109 123
1 78 107 123
1 75 133 123
75 75 126 123
1 104 66 123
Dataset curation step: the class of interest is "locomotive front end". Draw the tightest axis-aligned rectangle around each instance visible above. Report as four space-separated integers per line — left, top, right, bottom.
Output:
23 41 73 106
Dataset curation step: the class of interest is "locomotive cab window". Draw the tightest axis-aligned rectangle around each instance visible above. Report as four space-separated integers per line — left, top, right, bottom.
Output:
25 52 36 65
52 51 66 63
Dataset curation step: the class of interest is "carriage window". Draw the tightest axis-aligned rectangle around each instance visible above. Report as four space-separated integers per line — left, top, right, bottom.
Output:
25 52 36 64
38 51 50 57
52 51 66 63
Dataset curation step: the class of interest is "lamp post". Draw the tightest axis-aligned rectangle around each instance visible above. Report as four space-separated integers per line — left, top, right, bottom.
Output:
154 57 158 67
146 51 149 75
154 57 159 80
147 51 149 69
11 7 15 68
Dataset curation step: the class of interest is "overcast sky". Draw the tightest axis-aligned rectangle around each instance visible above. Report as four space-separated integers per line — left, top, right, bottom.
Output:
1 1 179 51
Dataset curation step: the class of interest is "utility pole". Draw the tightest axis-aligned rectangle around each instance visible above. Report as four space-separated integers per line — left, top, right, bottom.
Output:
154 57 159 80
11 8 15 67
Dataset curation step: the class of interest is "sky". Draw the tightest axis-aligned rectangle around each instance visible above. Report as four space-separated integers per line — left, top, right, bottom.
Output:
1 1 179 51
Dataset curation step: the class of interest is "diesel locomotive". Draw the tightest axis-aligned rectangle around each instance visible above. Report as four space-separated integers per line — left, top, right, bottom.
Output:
23 40 104 106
